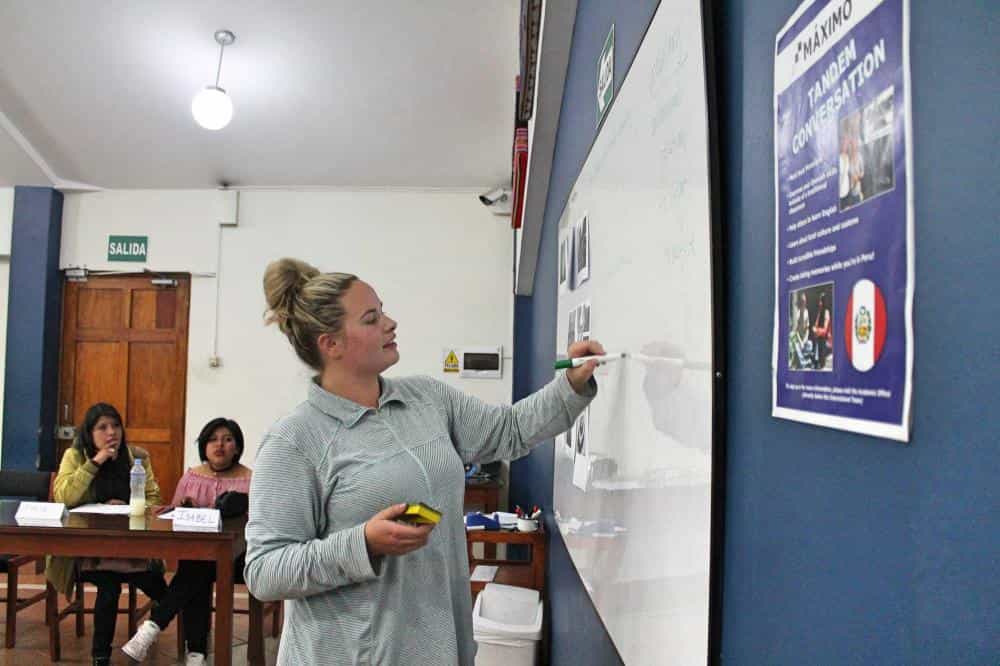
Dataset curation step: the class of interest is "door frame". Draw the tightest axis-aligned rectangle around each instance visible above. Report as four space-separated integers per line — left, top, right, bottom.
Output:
55 272 191 501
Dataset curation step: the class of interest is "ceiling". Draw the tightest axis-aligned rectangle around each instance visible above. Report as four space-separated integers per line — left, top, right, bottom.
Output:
0 1 519 189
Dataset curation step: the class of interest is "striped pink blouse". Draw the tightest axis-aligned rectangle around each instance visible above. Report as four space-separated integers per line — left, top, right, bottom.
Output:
170 469 252 508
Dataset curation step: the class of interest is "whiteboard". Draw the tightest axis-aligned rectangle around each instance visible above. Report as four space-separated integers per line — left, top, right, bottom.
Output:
553 2 720 664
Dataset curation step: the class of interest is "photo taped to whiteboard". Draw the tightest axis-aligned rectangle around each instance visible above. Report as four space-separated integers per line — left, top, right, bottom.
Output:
567 306 577 350
575 213 590 286
559 235 571 292
571 409 590 491
575 412 587 456
578 301 591 340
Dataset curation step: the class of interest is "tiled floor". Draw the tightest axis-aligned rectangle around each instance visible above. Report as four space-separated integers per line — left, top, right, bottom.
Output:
1 573 279 665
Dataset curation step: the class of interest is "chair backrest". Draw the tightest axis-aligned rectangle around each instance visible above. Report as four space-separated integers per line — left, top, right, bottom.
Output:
0 469 52 501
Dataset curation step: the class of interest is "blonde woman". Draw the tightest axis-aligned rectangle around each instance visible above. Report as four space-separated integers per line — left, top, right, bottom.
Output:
245 258 601 665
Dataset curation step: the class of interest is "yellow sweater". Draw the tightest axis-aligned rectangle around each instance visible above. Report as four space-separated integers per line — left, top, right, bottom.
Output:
45 445 161 596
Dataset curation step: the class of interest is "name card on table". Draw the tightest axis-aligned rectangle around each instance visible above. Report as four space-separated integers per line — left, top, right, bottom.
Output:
173 507 221 532
15 501 67 526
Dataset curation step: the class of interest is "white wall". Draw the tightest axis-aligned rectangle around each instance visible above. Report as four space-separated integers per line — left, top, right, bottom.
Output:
0 187 12 256
61 189 514 468
0 187 11 460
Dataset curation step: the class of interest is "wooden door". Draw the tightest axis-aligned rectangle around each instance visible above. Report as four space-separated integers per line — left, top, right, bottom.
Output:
56 274 190 503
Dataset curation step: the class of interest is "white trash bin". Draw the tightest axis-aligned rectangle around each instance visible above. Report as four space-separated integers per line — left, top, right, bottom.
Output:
472 583 543 666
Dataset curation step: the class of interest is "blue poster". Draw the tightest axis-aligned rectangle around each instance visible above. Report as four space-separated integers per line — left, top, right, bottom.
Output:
772 0 913 441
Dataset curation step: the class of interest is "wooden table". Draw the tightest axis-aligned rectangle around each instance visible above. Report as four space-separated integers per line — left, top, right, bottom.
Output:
463 478 501 515
0 500 245 665
466 525 546 600
464 478 501 559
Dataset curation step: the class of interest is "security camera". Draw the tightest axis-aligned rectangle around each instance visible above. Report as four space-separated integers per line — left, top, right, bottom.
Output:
479 186 512 215
479 187 509 206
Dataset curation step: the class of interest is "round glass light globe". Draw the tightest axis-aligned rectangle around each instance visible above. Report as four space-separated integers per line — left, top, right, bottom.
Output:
191 87 233 130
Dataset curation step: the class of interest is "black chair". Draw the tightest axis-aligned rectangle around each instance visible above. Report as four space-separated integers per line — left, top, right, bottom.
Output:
0 469 53 648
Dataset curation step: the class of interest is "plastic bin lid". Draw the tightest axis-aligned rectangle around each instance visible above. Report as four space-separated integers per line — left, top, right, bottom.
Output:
478 583 540 625
473 589 543 644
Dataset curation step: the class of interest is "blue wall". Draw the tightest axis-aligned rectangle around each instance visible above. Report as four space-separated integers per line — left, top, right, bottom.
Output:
719 2 999 663
512 1 999 664
1 186 64 471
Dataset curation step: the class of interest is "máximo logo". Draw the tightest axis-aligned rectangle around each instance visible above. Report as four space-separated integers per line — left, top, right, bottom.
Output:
795 0 854 64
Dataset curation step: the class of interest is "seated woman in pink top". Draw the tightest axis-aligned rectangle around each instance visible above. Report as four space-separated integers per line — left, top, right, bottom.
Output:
122 418 252 666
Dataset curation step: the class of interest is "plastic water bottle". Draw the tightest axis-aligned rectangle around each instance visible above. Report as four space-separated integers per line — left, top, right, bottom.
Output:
129 458 146 517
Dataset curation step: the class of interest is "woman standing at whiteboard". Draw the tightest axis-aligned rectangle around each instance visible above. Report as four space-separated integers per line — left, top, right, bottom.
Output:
245 258 601 665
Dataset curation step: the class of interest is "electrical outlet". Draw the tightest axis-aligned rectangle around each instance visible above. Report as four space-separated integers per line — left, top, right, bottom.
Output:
208 355 221 368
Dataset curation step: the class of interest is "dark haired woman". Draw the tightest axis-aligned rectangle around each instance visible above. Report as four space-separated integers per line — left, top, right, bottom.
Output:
812 292 833 369
122 418 251 665
46 403 167 666
245 258 601 665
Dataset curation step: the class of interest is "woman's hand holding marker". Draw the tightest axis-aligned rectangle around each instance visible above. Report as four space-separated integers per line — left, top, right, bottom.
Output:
565 339 605 394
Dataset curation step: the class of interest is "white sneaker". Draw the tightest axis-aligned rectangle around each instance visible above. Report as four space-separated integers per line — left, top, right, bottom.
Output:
185 652 207 666
121 619 161 661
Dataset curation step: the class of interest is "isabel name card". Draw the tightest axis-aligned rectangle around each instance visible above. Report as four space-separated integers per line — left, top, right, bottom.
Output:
172 507 221 532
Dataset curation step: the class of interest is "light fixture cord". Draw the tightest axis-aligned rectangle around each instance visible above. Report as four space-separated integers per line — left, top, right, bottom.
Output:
214 42 226 88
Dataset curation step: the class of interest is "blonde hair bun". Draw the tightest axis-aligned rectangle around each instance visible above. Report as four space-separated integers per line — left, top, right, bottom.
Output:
262 258 358 369
263 258 319 332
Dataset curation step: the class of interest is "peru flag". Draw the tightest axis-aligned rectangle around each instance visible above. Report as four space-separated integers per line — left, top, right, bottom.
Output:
844 279 887 372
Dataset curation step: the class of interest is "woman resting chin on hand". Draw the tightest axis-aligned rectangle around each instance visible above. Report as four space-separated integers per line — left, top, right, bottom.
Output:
45 403 167 666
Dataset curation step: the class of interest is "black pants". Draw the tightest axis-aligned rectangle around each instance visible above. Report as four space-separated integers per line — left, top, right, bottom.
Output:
79 569 167 659
149 554 245 655
149 560 215 654
816 337 830 368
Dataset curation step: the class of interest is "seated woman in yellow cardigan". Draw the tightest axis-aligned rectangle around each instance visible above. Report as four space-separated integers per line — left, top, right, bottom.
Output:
45 402 167 666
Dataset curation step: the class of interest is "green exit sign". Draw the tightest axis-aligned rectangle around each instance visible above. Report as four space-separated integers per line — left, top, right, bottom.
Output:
597 23 615 126
108 235 148 262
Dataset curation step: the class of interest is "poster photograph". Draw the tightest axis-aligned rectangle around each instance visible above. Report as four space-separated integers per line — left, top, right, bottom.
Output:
772 0 914 441
788 282 834 371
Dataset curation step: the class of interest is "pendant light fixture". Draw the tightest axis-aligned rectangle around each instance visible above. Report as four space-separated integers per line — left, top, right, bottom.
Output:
192 29 236 130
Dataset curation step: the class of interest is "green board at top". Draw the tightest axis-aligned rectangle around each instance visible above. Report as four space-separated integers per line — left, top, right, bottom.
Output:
597 23 615 125
108 235 148 262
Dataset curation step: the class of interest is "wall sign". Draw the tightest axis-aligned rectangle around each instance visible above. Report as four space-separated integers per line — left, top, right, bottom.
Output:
597 23 615 126
443 349 460 373
772 0 914 441
108 235 148 262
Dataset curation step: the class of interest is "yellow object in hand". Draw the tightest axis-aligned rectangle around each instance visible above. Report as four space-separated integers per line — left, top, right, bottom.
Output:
399 502 442 525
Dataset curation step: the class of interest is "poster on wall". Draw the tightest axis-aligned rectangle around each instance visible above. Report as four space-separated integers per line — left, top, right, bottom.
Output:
772 0 914 441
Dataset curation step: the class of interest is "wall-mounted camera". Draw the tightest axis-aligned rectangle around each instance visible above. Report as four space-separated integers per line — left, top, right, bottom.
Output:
478 186 512 215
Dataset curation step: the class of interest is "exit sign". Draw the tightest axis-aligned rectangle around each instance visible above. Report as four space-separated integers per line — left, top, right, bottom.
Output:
108 235 148 262
597 23 615 126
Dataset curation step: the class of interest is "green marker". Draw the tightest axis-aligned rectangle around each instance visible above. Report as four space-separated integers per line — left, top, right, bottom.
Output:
554 353 627 370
